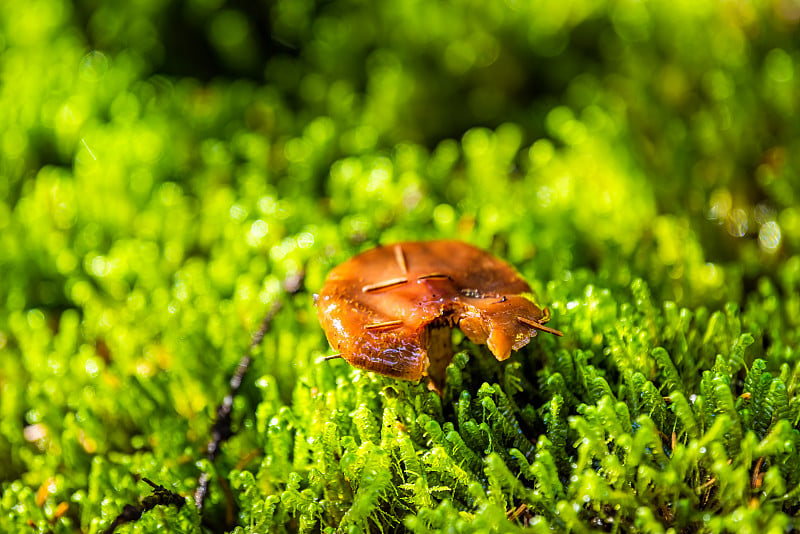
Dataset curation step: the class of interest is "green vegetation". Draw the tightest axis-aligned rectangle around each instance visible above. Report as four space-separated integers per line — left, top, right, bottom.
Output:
2 0 800 532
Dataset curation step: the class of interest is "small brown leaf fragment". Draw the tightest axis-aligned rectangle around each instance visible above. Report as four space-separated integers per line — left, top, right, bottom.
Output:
394 244 408 275
361 277 409 293
752 457 765 489
416 273 451 281
364 320 404 331
516 316 564 337
51 502 69 522
507 503 528 522
36 478 56 508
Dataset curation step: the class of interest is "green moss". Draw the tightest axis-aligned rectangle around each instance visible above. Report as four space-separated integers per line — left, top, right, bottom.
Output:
2 0 800 532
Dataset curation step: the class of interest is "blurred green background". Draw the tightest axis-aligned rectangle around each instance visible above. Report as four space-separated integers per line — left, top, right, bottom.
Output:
1 0 800 532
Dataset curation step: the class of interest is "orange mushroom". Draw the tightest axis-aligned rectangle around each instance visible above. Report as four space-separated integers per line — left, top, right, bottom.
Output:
315 240 562 391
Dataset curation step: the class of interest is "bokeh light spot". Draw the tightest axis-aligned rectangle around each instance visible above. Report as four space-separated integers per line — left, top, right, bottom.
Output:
529 139 554 167
765 48 794 83
79 51 109 82
759 221 781 251
726 208 748 237
433 203 455 229
297 232 314 249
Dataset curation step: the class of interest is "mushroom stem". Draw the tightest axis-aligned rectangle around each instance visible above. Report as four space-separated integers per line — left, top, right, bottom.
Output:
425 324 453 393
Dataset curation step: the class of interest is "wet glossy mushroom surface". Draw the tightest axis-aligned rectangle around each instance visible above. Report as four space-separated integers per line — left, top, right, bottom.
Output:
315 240 562 390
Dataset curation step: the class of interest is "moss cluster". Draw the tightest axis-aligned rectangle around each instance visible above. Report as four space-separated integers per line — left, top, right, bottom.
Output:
2 1 800 532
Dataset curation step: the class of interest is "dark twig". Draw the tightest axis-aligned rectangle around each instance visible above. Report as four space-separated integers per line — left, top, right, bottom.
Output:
102 478 185 534
194 272 305 514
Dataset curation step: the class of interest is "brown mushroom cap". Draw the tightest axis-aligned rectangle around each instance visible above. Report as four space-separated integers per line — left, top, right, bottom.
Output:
315 240 561 389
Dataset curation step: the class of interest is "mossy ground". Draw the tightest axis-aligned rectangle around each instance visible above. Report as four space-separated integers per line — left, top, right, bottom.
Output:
2 1 800 533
